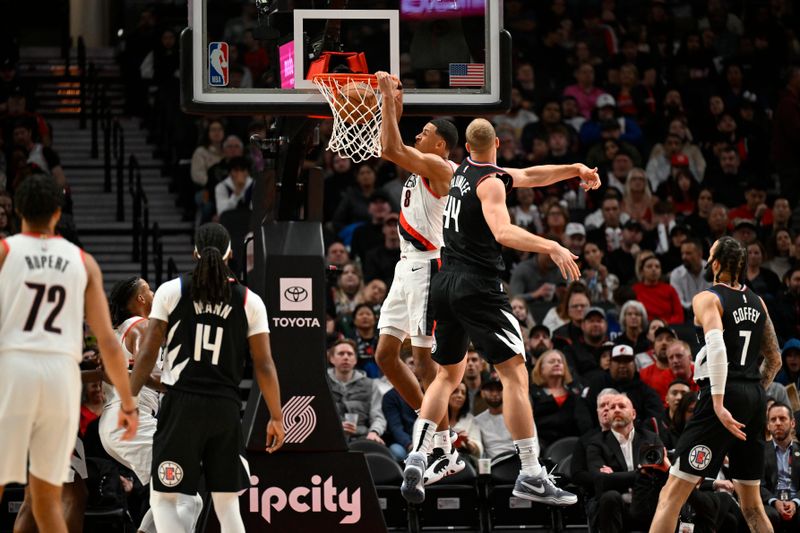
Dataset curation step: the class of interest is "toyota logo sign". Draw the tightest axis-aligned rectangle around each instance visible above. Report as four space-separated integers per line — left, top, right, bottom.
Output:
284 286 308 302
279 278 313 311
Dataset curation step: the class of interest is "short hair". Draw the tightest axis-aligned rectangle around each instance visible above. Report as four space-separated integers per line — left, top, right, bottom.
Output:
667 378 691 390
14 174 64 225
681 238 703 251
668 340 691 356
430 119 458 152
620 300 649 330
465 118 496 152
329 338 357 355
768 401 793 419
597 388 620 401
352 303 376 318
531 349 574 386
223 135 243 148
228 156 250 171
710 236 747 284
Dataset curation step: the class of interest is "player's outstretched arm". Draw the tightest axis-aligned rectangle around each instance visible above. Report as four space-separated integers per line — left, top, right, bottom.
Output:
503 163 600 190
375 71 454 185
477 177 581 281
249 333 285 453
83 252 138 439
692 291 746 440
758 300 782 390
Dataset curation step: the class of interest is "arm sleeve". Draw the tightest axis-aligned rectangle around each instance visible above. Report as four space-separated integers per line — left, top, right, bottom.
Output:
149 279 183 322
245 289 270 336
368 382 387 436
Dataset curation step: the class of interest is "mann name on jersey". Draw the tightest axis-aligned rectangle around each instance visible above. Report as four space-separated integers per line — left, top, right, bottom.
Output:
193 300 233 319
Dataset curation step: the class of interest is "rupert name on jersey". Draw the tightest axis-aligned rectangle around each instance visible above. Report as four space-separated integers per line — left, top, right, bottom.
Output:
24 254 71 273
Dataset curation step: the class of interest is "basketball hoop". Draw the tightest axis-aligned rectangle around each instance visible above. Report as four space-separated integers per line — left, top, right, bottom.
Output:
312 73 382 163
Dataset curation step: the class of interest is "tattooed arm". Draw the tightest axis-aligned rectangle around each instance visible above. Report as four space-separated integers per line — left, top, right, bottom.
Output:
759 302 782 390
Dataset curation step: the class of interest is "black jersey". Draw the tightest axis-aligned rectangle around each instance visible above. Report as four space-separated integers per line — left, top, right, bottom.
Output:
162 274 250 402
695 283 766 383
441 157 513 274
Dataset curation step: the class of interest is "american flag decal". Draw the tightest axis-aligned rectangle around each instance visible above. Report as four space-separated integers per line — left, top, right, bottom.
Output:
449 63 485 87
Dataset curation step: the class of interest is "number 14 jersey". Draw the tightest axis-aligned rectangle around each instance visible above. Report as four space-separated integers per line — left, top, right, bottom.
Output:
0 234 87 362
150 274 269 402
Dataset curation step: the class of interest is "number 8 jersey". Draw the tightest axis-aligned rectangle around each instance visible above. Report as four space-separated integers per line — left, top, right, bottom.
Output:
397 160 458 256
149 274 269 402
0 234 87 362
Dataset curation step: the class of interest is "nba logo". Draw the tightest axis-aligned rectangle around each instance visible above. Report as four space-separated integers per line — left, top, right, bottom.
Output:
208 42 229 87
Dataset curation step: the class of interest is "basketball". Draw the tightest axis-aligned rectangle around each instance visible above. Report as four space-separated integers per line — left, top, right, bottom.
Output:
335 81 377 124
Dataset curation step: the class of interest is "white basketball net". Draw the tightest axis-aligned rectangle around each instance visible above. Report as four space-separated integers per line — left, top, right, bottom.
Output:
313 75 383 163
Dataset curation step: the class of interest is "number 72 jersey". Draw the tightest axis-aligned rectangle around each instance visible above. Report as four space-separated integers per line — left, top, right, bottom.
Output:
0 234 87 363
149 274 269 402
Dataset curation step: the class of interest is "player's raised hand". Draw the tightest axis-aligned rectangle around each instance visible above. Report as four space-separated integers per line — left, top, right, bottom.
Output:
375 71 396 97
713 403 747 441
266 419 285 453
575 163 601 190
549 244 581 282
117 405 139 441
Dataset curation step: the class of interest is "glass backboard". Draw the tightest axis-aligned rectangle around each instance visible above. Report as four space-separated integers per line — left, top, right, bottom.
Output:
181 0 511 116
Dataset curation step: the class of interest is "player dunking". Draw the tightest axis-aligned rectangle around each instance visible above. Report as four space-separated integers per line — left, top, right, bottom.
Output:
401 118 599 505
649 236 782 533
374 71 464 483
130 223 284 533
0 175 138 533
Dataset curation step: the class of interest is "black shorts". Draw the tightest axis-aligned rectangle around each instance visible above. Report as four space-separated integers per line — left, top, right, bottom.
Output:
673 381 766 482
430 270 525 366
151 389 250 494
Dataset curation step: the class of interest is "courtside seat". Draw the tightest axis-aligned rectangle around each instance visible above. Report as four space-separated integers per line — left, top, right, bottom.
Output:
0 484 24 533
487 454 552 530
349 438 396 460
365 453 407 531
419 457 481 531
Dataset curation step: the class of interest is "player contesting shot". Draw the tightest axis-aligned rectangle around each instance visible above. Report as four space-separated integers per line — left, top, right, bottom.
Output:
129 223 284 533
649 236 782 533
0 174 139 533
399 117 600 505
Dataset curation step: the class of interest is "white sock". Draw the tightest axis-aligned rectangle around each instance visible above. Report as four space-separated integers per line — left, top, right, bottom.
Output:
432 430 452 452
150 488 185 532
176 492 204 530
411 418 437 454
212 492 245 533
514 437 542 477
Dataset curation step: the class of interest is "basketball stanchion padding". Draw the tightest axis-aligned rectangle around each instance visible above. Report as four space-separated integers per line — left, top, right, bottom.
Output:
312 73 382 163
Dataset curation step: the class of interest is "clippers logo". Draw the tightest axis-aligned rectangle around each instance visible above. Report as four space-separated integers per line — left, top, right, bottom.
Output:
283 396 317 444
158 461 184 487
279 278 313 312
208 42 229 87
688 445 712 471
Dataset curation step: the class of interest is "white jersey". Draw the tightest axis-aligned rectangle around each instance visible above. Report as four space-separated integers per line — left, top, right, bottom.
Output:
397 160 457 257
112 315 161 415
0 234 87 362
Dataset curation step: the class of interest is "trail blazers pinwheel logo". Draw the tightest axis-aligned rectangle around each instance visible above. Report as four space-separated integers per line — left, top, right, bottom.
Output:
282 396 317 443
280 278 313 311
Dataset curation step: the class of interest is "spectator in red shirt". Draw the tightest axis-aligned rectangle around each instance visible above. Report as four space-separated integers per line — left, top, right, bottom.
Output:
79 380 105 437
727 180 773 228
666 340 697 391
639 326 677 401
563 63 605 119
633 254 684 324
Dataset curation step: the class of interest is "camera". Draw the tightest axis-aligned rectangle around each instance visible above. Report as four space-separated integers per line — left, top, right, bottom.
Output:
639 444 665 469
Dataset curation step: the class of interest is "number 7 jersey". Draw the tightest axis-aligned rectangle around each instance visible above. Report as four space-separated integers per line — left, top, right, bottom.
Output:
0 234 87 362
149 274 269 402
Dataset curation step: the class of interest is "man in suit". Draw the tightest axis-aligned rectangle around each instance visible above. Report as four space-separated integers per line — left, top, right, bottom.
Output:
762 402 800 531
586 394 664 533
571 388 619 494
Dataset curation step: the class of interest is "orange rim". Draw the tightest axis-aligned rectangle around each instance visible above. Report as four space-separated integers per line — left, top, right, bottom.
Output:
311 73 378 89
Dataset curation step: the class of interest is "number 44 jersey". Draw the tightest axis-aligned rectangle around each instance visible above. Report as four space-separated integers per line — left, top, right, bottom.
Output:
0 234 88 362
150 274 269 402
441 158 514 274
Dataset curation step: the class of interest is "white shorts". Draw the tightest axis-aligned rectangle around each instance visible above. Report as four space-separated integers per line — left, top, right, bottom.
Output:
99 401 158 485
0 353 81 486
378 255 440 347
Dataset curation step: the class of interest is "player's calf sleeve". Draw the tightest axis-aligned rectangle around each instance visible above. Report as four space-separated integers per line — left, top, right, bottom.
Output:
411 418 437 454
211 492 245 533
176 492 204 531
514 437 542 477
150 488 185 532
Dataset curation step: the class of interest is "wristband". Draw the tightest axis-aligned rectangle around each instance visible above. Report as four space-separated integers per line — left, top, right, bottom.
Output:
121 404 138 415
